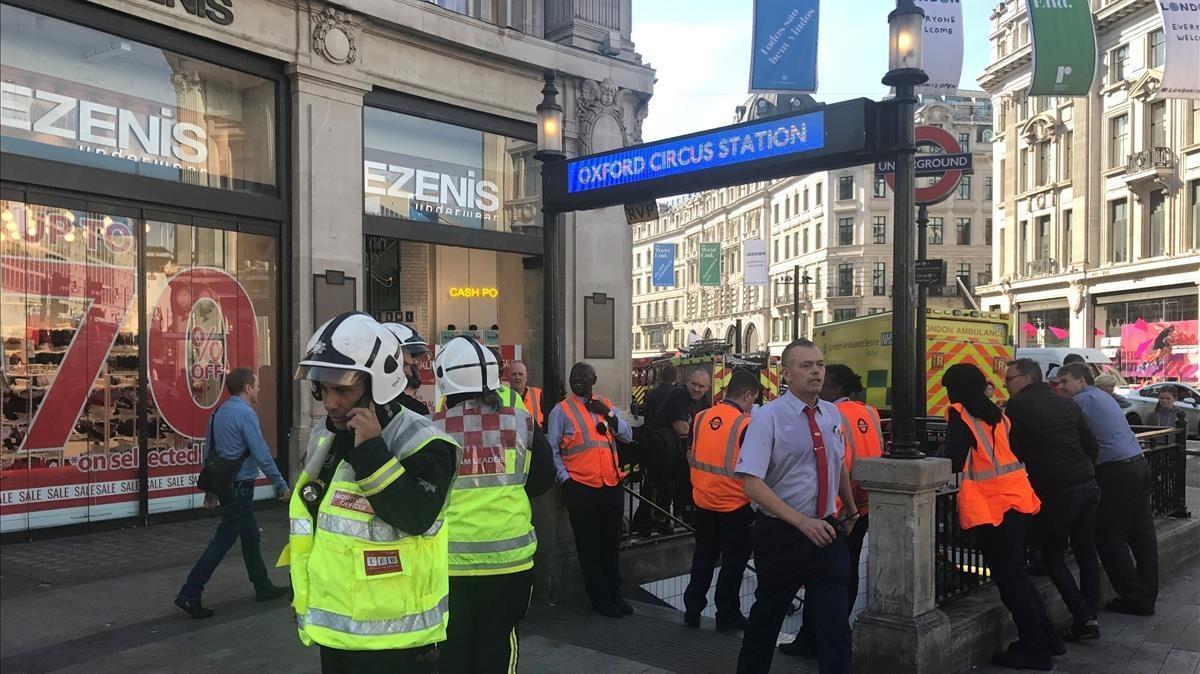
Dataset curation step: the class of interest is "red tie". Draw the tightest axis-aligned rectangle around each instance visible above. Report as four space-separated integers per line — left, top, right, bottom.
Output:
803 406 830 519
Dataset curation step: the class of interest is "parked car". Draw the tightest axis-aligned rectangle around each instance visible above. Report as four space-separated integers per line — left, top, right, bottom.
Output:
1015 347 1133 396
1123 382 1200 439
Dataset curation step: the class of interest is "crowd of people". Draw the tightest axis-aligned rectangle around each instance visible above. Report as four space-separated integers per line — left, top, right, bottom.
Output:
175 313 1170 673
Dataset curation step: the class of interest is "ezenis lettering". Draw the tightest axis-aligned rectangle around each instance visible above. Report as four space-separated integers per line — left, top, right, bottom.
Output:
146 0 234 26
363 549 402 576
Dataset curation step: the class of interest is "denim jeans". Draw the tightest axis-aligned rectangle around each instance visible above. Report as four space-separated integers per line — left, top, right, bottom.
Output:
178 481 270 601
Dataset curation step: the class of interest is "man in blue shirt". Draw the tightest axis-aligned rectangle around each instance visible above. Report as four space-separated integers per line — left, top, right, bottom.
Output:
176 368 290 619
1058 363 1158 616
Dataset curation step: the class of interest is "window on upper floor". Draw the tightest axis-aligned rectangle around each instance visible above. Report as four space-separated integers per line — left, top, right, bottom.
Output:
873 216 886 244
929 217 944 245
1150 101 1167 149
1109 198 1128 263
873 176 887 198
1109 44 1129 83
838 217 854 246
838 175 854 200
1109 114 1129 169
1062 131 1073 180
1149 29 1165 70
1036 141 1052 186
956 218 972 245
958 132 971 153
985 176 994 200
958 176 972 200
815 183 823 206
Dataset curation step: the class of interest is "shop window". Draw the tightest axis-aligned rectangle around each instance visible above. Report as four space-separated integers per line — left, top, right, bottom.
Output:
0 199 280 529
1019 308 1070 348
363 107 539 233
0 6 277 195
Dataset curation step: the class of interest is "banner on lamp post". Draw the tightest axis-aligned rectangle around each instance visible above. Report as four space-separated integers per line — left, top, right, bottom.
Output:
743 239 768 286
1156 2 1200 100
749 0 820 93
699 242 722 286
652 243 675 287
1025 0 1097 97
915 0 964 96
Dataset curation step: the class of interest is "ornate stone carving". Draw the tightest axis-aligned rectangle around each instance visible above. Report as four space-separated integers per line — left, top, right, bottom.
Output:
1129 69 1163 103
1069 276 1088 316
312 7 357 65
576 78 627 155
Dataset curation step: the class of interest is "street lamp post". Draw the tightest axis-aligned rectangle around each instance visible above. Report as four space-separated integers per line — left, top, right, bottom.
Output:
882 1 927 459
915 203 929 450
792 263 801 340
535 71 566 415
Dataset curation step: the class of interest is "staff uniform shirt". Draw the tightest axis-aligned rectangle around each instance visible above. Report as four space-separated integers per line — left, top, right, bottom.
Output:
1071 385 1143 465
546 395 634 484
734 393 846 519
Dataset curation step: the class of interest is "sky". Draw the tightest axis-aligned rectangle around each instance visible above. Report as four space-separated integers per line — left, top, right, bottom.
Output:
631 1 996 142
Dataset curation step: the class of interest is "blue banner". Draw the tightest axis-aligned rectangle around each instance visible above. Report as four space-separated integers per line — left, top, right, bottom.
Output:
567 110 824 194
749 0 819 93
652 243 675 287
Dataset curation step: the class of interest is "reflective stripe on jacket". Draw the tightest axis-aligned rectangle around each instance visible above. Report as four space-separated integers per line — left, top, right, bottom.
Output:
555 396 626 488
689 400 751 512
836 400 884 515
433 400 537 577
287 412 456 651
950 403 1041 530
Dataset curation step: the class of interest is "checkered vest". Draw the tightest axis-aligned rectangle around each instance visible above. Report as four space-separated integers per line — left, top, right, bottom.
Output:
433 399 537 576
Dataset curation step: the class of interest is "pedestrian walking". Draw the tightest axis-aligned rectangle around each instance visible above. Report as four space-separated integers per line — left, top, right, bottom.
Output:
287 312 460 673
735 339 857 674
1003 358 1103 642
779 363 882 659
507 360 545 429
1057 363 1158 616
548 361 635 618
175 367 290 619
941 363 1057 671
682 369 760 631
432 337 556 673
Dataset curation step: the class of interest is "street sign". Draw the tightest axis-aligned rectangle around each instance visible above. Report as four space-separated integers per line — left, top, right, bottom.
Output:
916 259 945 288
624 200 660 225
542 98 880 212
874 153 973 177
881 126 971 205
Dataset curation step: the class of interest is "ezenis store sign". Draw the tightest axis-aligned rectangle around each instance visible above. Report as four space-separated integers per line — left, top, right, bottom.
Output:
364 160 502 225
146 0 235 26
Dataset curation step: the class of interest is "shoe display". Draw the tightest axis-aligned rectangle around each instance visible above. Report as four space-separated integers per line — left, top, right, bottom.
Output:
174 597 215 619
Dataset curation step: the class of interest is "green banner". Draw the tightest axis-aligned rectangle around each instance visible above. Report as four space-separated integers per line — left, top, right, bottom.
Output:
699 242 721 286
1026 0 1097 97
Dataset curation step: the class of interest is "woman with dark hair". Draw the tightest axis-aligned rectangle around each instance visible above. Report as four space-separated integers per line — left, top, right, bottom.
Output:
941 364 1059 670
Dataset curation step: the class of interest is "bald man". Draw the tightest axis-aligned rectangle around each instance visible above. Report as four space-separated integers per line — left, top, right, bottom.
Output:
508 361 544 428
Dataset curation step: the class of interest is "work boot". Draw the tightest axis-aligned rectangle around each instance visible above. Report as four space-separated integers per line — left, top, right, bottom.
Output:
175 597 215 619
255 584 290 603
616 598 635 615
715 613 749 631
683 610 701 627
991 646 1053 671
1062 620 1100 642
593 604 624 619
778 638 817 659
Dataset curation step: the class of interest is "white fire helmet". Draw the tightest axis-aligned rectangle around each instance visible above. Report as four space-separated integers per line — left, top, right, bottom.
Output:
382 323 429 358
294 312 407 405
433 336 500 397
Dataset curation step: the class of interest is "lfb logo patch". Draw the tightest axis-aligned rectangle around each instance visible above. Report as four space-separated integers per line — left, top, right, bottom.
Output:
708 416 724 431
363 549 402 576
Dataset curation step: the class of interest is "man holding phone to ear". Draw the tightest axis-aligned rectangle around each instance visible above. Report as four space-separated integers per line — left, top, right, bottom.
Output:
735 338 857 674
287 312 460 673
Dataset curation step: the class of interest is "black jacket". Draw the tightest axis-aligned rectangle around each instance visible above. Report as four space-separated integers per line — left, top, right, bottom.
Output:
1002 382 1099 498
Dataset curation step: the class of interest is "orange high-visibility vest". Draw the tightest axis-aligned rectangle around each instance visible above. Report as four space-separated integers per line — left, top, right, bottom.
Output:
689 400 751 512
521 386 544 427
836 400 884 515
950 403 1041 530
556 396 626 488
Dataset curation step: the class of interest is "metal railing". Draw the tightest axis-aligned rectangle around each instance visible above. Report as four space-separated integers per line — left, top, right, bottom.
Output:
1125 147 1174 175
933 418 1192 606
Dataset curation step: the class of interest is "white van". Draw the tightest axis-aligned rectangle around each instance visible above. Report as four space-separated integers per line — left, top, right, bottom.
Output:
1014 348 1133 395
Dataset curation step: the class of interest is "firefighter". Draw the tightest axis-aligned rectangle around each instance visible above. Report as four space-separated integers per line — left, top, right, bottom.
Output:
547 362 634 617
287 312 460 673
383 323 431 416
682 369 760 631
431 337 556 673
941 363 1059 670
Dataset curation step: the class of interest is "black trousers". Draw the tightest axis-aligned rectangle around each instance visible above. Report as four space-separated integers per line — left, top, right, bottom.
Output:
974 511 1055 655
1035 480 1101 625
1095 457 1159 609
319 645 438 674
845 513 869 609
737 514 851 674
442 571 533 674
683 504 754 618
563 480 624 610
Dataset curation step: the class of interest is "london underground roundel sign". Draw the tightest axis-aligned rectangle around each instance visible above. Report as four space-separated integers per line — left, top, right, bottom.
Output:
884 125 964 205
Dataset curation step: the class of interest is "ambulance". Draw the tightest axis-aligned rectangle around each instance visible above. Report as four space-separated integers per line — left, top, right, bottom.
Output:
812 309 1014 417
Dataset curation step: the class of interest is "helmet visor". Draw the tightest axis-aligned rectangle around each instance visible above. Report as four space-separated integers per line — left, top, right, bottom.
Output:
402 343 429 357
293 364 367 386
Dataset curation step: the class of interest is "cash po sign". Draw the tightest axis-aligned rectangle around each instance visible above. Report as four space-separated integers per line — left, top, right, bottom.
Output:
876 126 972 205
